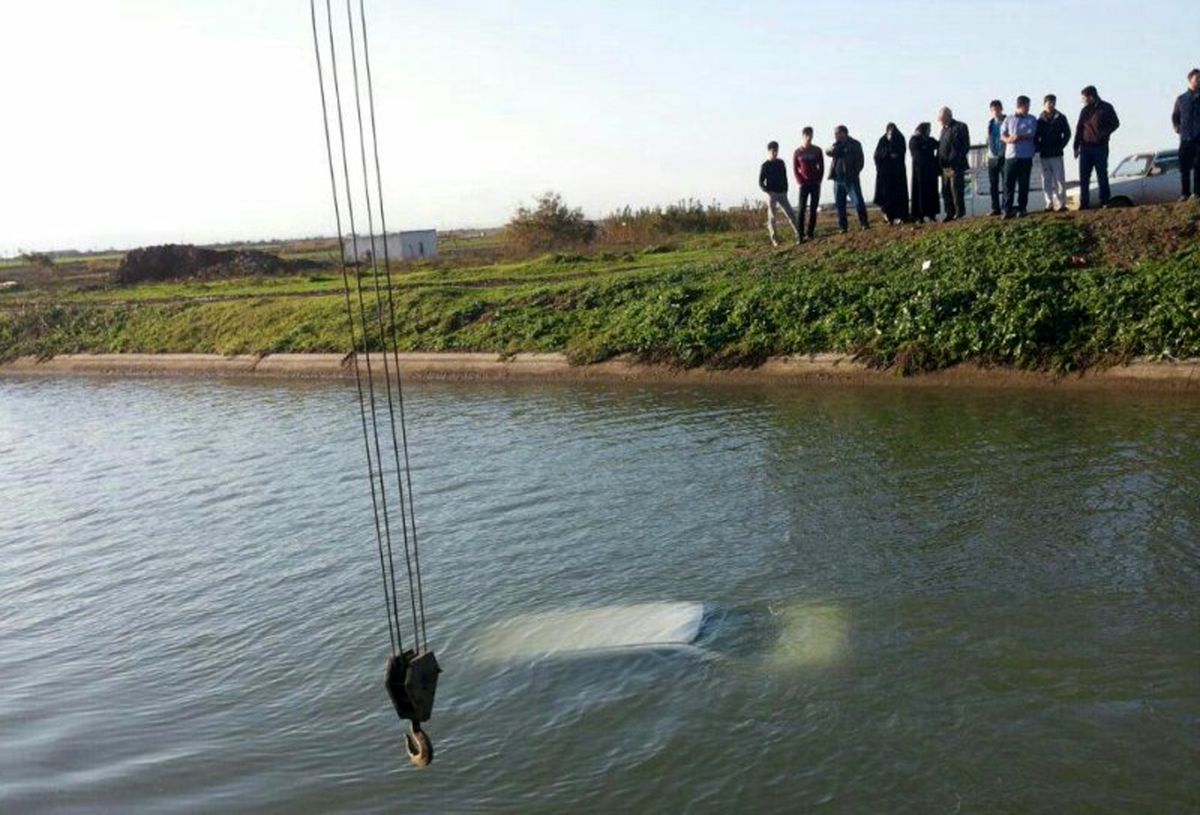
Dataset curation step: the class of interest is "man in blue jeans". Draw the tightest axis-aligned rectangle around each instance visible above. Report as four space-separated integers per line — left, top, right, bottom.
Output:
825 125 869 233
1001 96 1038 218
1073 85 1120 209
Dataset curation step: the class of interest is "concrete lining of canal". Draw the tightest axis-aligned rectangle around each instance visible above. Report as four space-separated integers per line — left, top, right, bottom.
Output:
2 352 1198 389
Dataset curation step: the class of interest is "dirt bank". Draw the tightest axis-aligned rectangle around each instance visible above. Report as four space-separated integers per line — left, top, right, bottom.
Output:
2 353 1197 391
5 205 1197 378
113 244 323 285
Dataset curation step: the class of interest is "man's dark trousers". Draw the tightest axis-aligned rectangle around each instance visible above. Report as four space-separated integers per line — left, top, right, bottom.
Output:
1079 145 1110 209
797 183 820 238
987 157 1005 213
1003 157 1032 214
941 168 966 219
1181 138 1200 198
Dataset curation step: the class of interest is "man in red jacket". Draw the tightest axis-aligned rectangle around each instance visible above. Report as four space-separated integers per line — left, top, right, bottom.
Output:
793 127 824 241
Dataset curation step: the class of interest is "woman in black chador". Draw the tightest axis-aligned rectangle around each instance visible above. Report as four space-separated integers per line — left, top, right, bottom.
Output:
873 123 910 224
908 122 941 223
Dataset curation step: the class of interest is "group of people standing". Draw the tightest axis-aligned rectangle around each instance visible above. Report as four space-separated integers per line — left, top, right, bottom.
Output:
757 71 1200 245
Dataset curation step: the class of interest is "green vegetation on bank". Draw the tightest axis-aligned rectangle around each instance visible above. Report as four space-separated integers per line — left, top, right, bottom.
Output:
2 205 1198 374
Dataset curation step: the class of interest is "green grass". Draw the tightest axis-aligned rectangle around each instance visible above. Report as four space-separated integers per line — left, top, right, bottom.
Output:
3 214 1198 373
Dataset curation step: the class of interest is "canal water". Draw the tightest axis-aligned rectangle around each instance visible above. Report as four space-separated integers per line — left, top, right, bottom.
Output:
1 377 1197 813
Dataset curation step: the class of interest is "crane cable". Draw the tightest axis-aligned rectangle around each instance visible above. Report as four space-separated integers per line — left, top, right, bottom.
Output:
358 0 430 651
307 0 428 656
343 0 426 652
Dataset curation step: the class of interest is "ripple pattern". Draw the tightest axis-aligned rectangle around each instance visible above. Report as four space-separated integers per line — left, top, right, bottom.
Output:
1 378 1197 814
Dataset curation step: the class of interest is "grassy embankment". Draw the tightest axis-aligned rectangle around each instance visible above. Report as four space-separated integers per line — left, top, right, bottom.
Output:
2 204 1197 374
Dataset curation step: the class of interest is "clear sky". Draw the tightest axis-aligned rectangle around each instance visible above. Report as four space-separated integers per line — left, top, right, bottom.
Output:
1 0 1195 255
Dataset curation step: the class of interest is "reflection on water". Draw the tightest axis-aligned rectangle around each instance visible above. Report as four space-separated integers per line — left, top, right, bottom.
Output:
0 377 1197 813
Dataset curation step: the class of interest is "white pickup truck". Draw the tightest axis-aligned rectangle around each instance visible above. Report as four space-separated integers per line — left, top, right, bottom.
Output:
1067 149 1183 208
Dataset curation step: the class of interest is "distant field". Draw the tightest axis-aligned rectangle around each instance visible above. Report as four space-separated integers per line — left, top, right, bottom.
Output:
0 229 511 292
2 204 1197 374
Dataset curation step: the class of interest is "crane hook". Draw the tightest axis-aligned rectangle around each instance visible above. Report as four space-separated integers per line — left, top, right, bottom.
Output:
385 650 441 768
405 723 433 768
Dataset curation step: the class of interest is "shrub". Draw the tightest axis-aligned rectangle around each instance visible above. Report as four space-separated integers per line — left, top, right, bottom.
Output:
503 192 597 252
599 200 766 244
19 251 54 269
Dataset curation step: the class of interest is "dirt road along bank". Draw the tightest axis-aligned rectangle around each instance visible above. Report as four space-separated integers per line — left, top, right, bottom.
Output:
1 353 1197 391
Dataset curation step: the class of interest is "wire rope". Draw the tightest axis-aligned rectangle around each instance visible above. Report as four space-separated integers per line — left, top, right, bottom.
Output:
343 0 423 652
309 0 429 656
307 0 399 654
357 0 429 649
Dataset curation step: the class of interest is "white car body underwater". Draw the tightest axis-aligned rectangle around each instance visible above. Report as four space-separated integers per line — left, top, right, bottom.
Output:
1067 148 1184 209
477 601 850 670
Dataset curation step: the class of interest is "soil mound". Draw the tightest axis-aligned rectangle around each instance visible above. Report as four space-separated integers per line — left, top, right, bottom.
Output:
113 244 321 285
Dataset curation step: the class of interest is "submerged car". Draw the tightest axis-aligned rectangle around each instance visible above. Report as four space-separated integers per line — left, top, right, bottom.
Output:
1067 149 1182 208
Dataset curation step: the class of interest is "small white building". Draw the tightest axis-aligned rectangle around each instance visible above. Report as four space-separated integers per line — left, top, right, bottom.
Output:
343 230 437 264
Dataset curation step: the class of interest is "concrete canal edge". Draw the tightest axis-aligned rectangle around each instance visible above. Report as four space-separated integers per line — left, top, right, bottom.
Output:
2 352 1199 390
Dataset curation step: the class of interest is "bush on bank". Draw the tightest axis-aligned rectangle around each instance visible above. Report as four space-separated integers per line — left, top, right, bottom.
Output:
503 192 597 252
599 199 764 245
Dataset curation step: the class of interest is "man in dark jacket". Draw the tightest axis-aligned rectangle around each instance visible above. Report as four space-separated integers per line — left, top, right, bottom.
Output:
1036 94 1072 212
759 141 801 246
1172 68 1200 200
937 107 970 221
1073 85 1120 209
825 125 869 233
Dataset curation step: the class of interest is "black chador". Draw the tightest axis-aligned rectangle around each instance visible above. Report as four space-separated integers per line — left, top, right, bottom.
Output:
873 124 910 223
908 125 940 222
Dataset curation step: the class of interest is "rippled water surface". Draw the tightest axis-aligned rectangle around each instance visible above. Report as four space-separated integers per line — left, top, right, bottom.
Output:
2 377 1198 813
